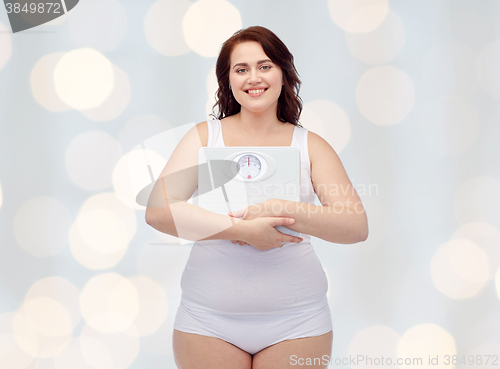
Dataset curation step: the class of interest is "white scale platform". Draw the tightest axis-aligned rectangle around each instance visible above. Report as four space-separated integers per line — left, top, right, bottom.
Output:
197 147 301 237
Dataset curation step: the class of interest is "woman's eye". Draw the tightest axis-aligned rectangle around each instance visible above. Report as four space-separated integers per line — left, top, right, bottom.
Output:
237 69 246 73
261 65 271 70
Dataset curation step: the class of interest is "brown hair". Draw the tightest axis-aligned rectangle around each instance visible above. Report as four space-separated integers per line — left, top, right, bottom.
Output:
210 26 303 127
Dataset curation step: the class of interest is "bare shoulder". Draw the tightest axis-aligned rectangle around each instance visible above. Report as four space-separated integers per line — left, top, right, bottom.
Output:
193 120 208 147
162 120 208 173
307 130 328 150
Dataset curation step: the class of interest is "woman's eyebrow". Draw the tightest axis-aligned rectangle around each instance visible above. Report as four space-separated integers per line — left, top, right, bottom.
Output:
232 59 273 69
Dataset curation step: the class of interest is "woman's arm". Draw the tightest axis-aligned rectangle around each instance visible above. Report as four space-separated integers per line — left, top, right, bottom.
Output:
145 121 243 241
273 198 367 244
145 121 302 247
229 131 368 244
280 131 368 243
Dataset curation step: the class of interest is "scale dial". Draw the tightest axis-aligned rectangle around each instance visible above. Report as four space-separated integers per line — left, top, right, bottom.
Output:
237 154 261 179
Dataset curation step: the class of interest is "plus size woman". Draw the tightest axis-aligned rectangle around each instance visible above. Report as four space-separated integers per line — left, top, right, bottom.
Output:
145 26 368 369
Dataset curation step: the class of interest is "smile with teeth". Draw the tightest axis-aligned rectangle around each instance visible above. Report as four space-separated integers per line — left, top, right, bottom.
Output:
246 88 267 95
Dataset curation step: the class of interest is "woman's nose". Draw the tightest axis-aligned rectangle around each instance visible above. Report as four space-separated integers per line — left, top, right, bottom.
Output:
248 69 262 83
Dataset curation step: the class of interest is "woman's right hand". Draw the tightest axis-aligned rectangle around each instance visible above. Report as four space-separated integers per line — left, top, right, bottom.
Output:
235 217 303 251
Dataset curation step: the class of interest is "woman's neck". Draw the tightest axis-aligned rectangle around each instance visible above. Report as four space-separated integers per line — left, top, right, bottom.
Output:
234 108 285 135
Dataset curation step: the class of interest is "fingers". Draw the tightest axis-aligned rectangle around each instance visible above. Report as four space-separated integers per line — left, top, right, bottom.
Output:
228 208 245 217
276 236 303 248
271 218 302 244
272 217 295 226
287 236 303 243
277 236 303 246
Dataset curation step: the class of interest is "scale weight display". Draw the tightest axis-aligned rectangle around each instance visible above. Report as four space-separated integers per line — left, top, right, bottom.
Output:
197 147 301 238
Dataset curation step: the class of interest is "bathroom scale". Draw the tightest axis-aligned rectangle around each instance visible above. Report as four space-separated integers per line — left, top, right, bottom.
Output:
197 146 301 237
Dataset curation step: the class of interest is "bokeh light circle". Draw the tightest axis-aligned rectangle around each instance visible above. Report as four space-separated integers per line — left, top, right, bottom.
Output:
476 39 500 99
80 325 139 369
183 0 242 57
346 9 405 64
12 298 73 358
13 196 72 258
68 0 127 52
54 338 106 369
0 22 12 71
80 273 139 334
31 53 71 112
80 193 137 240
454 176 500 230
25 277 81 330
348 325 400 368
65 131 123 191
452 222 500 280
79 65 131 122
144 0 191 56
0 313 34 369
112 149 167 210
23 298 73 338
77 336 113 369
356 66 415 125
115 122 197 213
300 100 351 153
431 239 489 299
11 313 38 358
419 95 480 155
76 208 129 253
328 0 389 33
447 241 489 283
398 324 456 369
69 222 128 270
69 193 136 270
54 48 114 110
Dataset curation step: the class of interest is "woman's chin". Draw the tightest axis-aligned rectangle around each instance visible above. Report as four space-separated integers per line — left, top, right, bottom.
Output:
239 102 279 115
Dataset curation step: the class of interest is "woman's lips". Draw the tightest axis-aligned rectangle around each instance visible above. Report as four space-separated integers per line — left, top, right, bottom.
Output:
245 88 267 97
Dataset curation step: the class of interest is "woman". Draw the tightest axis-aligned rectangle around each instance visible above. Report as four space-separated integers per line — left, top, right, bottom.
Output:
145 26 368 369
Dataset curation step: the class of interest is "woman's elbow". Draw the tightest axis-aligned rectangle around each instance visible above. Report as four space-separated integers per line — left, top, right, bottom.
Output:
344 213 368 243
357 227 369 242
356 217 369 242
145 208 158 228
145 208 177 236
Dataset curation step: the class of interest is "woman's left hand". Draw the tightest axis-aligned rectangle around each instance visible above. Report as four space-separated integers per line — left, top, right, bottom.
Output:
228 199 281 245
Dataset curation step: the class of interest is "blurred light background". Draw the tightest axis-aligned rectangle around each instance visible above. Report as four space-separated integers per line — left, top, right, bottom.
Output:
1 0 500 368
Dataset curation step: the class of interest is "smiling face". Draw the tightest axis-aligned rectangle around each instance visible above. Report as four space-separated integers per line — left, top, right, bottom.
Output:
228 41 284 115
